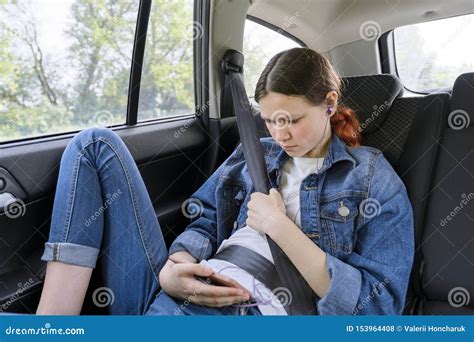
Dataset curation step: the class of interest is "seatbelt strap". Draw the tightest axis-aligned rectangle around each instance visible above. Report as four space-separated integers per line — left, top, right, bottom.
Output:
213 245 290 314
221 49 318 315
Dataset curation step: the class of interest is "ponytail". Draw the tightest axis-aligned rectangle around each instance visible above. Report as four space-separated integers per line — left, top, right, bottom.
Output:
330 106 361 147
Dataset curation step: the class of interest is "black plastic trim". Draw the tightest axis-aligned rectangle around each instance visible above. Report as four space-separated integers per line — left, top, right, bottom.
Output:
378 30 394 74
194 0 211 130
126 0 152 126
0 115 195 149
246 15 306 47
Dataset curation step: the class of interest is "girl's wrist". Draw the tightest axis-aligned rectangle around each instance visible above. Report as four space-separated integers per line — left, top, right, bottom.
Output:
264 212 295 238
169 251 197 263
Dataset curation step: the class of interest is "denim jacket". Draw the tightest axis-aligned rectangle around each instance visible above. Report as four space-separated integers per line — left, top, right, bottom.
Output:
169 134 415 315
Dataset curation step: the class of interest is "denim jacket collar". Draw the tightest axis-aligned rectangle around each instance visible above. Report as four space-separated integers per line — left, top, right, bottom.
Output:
265 134 357 174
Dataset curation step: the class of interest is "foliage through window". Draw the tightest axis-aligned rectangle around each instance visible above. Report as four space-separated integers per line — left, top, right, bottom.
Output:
394 14 474 93
137 0 195 121
0 0 139 142
243 19 301 98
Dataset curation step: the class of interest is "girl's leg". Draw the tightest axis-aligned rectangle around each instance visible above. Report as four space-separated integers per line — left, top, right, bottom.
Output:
37 263 93 315
36 127 168 315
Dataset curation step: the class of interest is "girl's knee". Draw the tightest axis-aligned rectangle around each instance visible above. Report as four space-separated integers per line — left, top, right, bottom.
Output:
75 127 120 144
66 127 123 155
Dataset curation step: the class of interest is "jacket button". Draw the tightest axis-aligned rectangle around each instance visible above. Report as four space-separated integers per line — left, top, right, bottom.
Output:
338 201 350 217
233 221 238 229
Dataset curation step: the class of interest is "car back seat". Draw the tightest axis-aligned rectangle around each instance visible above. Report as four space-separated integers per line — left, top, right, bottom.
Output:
340 75 451 314
411 73 474 314
340 73 474 315
396 91 451 314
340 74 405 166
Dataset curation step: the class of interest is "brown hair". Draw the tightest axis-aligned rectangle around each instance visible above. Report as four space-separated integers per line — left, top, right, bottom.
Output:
254 47 361 147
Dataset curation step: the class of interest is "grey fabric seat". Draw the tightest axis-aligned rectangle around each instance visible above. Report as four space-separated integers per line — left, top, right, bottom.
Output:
412 73 474 314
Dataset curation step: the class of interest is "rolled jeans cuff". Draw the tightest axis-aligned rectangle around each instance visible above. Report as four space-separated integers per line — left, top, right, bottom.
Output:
41 242 100 269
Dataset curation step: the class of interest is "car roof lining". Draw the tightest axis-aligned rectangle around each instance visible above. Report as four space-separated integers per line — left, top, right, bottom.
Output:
248 0 474 52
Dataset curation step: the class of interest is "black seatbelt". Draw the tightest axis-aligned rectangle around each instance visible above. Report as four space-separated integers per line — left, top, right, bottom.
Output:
213 245 290 314
221 49 318 315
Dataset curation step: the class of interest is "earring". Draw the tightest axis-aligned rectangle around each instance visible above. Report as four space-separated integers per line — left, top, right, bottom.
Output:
326 105 333 116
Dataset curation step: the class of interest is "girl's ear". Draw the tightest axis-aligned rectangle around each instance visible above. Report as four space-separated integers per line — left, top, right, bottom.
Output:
325 90 339 108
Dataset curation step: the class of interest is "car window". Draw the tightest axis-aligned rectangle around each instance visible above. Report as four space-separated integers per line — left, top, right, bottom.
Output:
394 14 474 93
243 19 301 98
137 0 195 121
0 0 139 143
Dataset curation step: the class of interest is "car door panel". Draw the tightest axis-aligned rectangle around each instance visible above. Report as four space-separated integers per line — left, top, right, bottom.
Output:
0 118 214 313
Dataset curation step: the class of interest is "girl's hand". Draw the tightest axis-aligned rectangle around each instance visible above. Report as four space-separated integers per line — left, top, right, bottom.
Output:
159 258 250 307
246 188 286 234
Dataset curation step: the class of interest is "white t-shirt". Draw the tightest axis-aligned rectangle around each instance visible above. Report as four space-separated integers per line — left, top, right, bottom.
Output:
201 156 324 315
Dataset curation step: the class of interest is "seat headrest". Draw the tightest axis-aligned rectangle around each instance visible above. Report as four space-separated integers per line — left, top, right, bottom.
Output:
340 74 404 134
451 73 474 128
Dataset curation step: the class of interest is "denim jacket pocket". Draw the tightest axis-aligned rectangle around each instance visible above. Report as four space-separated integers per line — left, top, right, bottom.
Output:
320 196 359 258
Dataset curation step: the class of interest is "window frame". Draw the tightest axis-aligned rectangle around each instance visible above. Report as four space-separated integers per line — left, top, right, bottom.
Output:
386 15 473 95
379 28 439 96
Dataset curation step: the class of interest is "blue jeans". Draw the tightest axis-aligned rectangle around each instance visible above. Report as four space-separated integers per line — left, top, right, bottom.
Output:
40 128 260 316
